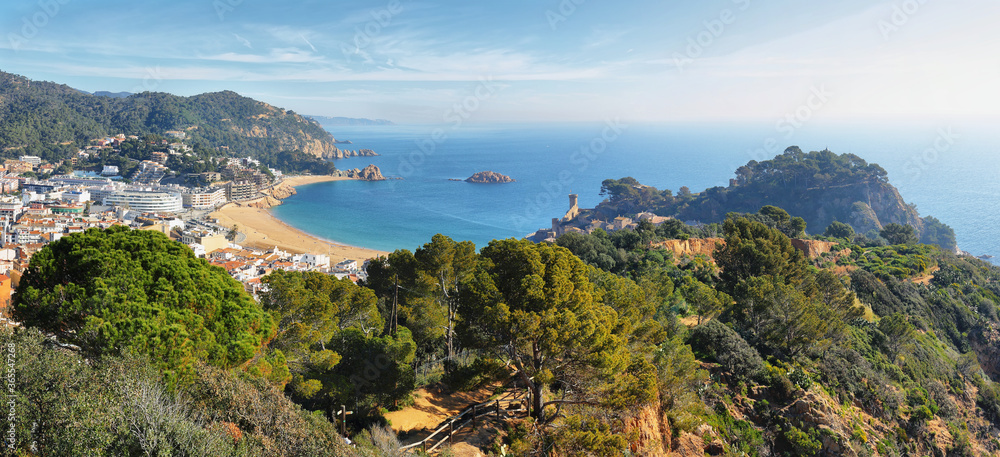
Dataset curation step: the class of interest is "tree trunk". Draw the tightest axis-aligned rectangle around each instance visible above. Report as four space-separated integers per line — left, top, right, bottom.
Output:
531 383 543 420
446 300 455 361
510 346 544 420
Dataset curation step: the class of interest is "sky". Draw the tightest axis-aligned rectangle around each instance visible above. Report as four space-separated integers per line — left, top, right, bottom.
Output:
1 0 998 123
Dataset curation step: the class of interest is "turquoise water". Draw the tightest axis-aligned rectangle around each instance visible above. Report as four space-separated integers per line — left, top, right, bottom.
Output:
270 122 1000 262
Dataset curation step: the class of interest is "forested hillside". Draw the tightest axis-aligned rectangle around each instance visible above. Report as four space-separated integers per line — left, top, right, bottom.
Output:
6 206 1000 455
0 70 339 161
595 147 957 252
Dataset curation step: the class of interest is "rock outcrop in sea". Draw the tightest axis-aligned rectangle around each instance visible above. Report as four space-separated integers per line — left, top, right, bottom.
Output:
323 148 379 159
466 171 515 183
339 164 386 181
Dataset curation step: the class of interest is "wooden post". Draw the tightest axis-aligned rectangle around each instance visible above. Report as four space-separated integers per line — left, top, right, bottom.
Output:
339 405 347 436
449 419 454 442
472 405 477 430
496 399 500 418
422 441 427 452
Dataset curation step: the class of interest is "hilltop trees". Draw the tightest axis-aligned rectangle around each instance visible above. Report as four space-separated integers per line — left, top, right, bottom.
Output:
714 217 807 292
823 221 855 240
591 149 958 252
414 234 477 360
259 270 381 390
13 226 274 386
259 269 414 423
459 239 638 420
0 70 341 167
881 222 919 245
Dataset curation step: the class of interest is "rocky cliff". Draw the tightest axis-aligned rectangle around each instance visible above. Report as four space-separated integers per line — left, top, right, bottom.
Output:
651 238 725 261
264 182 297 200
788 239 836 258
652 238 842 262
594 150 956 250
466 171 515 183
623 400 672 456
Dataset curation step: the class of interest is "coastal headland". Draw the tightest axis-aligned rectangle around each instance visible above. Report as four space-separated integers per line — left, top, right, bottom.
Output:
210 174 388 262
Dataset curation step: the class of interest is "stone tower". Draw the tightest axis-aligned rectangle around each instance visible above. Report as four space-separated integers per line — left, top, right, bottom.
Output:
561 194 581 222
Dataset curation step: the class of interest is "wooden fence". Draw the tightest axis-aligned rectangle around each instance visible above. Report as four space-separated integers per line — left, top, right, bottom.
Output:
398 391 528 454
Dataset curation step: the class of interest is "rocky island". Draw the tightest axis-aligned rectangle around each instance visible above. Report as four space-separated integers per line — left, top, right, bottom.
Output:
465 171 515 183
323 148 378 159
339 164 386 181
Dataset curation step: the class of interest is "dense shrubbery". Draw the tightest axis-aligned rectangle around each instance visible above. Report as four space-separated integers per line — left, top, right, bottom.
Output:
0 328 352 456
688 320 765 382
13 226 274 386
595 148 957 252
8 194 1000 455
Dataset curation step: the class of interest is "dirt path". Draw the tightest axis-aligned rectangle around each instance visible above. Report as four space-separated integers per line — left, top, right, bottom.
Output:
386 383 504 442
911 266 941 285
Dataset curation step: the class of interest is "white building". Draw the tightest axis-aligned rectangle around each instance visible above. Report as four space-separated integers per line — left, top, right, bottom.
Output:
102 166 120 176
87 185 120 205
334 259 358 272
188 243 207 258
61 190 91 204
302 253 330 269
182 187 227 209
103 191 183 213
51 176 113 187
19 156 41 166
20 192 44 204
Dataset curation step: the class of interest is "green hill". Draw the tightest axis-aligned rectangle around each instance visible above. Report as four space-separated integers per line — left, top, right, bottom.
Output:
594 147 957 251
0 70 339 161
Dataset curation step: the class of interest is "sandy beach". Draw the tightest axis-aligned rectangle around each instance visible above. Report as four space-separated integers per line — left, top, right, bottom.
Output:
209 175 388 262
280 174 353 187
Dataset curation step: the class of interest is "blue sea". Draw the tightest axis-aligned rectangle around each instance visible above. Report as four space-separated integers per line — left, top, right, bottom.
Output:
270 121 1000 264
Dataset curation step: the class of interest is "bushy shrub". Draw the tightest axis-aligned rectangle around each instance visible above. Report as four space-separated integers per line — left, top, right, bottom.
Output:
688 320 765 382
766 366 796 402
0 328 351 456
783 425 821 456
788 367 813 390
926 381 958 418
